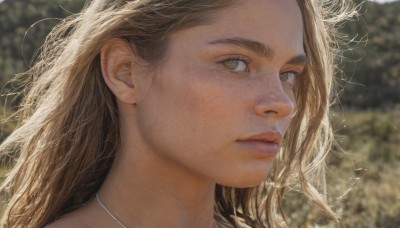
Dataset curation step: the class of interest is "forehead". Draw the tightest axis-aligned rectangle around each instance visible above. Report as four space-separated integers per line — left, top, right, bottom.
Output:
216 0 303 50
170 0 304 57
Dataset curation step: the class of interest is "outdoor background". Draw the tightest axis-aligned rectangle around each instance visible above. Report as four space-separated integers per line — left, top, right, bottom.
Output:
0 0 399 227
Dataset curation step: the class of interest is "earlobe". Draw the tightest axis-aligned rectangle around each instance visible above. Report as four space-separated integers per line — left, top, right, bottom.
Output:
101 38 137 104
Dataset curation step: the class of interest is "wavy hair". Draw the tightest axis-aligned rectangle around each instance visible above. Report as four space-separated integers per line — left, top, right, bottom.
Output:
0 0 357 227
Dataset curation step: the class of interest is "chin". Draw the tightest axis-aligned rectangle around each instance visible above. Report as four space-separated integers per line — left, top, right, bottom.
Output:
216 166 271 188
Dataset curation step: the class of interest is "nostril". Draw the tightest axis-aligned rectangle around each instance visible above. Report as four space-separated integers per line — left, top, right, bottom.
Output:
255 99 294 118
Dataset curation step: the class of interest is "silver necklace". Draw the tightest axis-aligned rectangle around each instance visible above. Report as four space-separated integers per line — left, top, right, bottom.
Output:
96 193 128 228
96 193 220 228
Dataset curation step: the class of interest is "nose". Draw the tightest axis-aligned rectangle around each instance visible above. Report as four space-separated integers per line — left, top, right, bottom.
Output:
254 79 295 119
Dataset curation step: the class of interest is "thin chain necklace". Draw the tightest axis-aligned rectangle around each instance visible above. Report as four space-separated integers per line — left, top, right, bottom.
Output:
96 193 220 228
96 193 128 228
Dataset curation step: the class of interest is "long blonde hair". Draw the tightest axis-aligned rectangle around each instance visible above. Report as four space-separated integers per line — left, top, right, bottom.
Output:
0 0 357 227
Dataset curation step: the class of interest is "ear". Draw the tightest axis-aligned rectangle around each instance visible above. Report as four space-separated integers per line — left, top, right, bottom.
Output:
101 38 142 104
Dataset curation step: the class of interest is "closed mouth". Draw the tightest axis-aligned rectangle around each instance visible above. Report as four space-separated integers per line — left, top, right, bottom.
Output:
236 131 282 155
236 140 279 156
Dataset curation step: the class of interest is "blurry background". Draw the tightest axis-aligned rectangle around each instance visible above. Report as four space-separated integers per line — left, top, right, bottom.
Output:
0 0 399 227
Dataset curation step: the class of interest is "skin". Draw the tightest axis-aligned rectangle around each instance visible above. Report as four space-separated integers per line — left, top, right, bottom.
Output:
48 0 305 227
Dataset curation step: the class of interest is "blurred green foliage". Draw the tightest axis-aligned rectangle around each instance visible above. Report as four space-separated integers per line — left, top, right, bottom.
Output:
0 0 84 97
283 107 400 227
339 1 400 109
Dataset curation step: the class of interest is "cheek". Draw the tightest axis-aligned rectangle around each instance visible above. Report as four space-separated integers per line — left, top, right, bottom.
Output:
282 102 296 135
136 65 241 156
175 72 241 143
282 116 293 135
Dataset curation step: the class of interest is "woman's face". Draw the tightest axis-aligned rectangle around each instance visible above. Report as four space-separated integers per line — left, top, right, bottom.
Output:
135 0 305 187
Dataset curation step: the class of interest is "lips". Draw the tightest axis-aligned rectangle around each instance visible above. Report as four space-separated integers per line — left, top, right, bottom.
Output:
236 131 282 156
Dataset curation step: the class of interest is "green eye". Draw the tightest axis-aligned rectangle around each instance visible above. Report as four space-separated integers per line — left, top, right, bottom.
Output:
279 72 297 85
221 58 249 72
223 60 239 69
280 72 290 82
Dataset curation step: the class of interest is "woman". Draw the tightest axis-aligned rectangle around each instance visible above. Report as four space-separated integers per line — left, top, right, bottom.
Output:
0 0 357 227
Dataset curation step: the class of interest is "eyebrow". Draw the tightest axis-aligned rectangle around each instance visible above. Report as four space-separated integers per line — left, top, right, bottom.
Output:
286 54 308 67
208 37 274 60
207 37 308 66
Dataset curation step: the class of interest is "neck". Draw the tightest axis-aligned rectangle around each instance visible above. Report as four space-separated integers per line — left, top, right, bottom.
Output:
98 142 217 228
